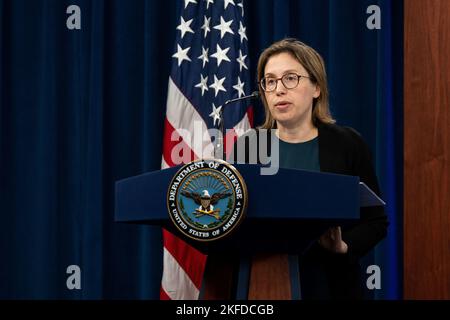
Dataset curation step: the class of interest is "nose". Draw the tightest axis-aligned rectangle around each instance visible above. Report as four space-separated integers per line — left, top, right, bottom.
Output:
275 79 287 95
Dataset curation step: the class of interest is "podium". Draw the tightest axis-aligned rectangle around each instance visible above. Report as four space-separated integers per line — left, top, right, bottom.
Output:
115 164 384 299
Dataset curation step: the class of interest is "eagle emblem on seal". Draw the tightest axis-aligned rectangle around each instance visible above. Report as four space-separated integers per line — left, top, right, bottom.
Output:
181 189 232 220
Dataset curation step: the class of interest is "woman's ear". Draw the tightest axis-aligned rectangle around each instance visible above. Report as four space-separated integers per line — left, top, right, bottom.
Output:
313 85 320 98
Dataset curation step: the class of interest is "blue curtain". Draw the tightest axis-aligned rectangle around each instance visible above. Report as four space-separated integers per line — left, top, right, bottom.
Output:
0 0 402 299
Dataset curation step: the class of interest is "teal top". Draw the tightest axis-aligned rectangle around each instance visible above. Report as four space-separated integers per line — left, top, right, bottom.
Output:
278 136 320 172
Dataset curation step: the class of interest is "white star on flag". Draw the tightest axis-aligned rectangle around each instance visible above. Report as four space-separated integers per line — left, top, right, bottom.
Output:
172 44 191 66
205 0 214 10
224 0 235 10
236 50 248 72
232 76 245 98
237 1 244 16
198 46 209 68
201 16 211 38
177 17 194 39
195 74 209 96
238 22 248 43
210 44 231 67
209 103 223 126
184 0 197 8
209 75 227 97
213 16 234 39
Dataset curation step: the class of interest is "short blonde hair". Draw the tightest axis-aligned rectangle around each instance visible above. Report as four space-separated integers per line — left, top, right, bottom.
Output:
257 38 335 128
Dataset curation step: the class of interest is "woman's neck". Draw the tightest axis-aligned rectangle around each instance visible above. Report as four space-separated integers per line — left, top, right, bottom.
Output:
276 121 318 143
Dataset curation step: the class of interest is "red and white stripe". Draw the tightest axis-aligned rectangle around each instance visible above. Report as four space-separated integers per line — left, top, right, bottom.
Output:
160 229 207 300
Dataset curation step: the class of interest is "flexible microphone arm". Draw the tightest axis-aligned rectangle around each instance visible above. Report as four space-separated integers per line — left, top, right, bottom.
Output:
224 91 259 106
215 91 260 160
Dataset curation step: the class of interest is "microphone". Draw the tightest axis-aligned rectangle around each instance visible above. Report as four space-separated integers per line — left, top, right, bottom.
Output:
224 91 259 106
215 91 259 160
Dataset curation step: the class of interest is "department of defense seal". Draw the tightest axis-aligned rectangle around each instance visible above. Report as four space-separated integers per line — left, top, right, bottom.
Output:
167 159 248 242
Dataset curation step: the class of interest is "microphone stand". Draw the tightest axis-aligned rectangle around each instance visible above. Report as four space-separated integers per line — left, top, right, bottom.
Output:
214 91 259 161
216 108 225 160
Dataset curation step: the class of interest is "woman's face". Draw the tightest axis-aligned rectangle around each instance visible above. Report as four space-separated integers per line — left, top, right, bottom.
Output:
263 52 320 129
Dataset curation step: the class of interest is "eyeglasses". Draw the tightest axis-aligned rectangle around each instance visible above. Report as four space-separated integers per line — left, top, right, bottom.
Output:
260 73 310 92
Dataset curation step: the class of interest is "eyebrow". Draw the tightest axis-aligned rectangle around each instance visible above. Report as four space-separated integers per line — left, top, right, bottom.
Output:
264 69 301 77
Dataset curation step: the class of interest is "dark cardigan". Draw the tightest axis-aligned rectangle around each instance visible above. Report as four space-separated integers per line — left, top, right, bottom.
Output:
316 123 388 260
231 122 389 299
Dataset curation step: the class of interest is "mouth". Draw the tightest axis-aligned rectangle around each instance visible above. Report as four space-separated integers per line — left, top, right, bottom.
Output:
274 101 291 110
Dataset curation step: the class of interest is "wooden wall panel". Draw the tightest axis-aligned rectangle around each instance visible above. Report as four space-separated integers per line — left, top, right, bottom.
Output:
404 0 450 299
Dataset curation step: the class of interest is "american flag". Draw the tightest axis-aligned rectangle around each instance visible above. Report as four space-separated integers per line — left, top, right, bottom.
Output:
160 0 253 300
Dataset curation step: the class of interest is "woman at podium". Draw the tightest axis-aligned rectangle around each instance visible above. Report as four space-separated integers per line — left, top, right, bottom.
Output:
233 38 388 299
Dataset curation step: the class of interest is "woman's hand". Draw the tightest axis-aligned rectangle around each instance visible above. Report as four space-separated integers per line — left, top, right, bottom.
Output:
318 226 348 254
